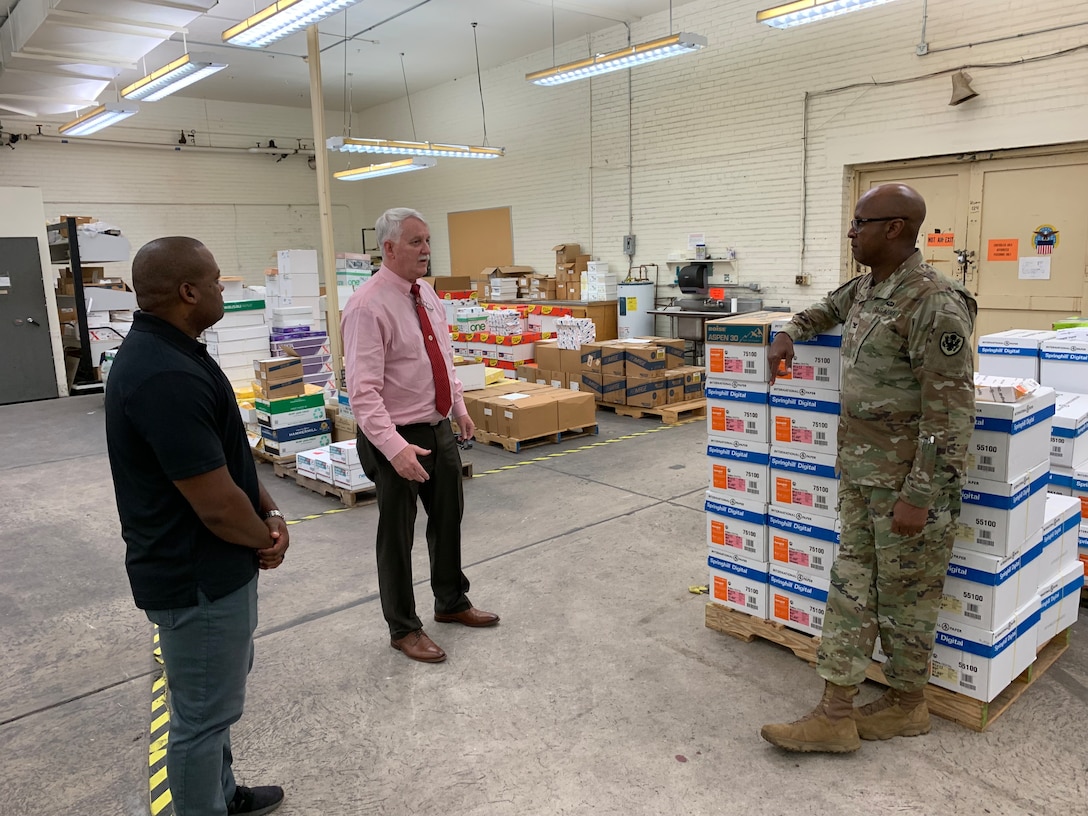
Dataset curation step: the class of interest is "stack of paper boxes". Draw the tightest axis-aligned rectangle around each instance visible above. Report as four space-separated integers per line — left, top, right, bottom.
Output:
296 439 374 492
266 250 321 333
205 292 269 387
578 337 697 407
255 382 332 460
582 262 617 302
269 330 334 396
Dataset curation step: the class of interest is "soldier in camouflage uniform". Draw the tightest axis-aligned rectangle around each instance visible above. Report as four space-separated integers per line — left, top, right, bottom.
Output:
760 183 976 753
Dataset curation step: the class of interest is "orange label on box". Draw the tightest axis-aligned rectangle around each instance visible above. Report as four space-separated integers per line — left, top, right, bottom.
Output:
1079 554 1088 577
712 464 728 489
775 477 793 503
713 575 729 601
772 535 790 563
987 238 1018 261
709 347 724 374
711 406 726 431
710 520 725 545
775 416 792 442
1080 496 1088 518
927 233 954 247
773 594 791 621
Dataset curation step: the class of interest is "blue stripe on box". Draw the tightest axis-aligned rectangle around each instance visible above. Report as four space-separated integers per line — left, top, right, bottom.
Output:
1062 572 1086 598
705 386 769 405
973 404 1055 434
961 474 1048 509
259 420 332 442
977 345 1038 357
767 513 840 544
945 561 1007 586
1050 470 1073 489
1041 586 1062 611
1017 606 1043 637
707 443 770 466
935 628 1017 658
708 555 768 583
705 499 766 525
1040 351 1088 362
769 455 837 480
769 394 840 414
1061 514 1081 535
768 572 829 603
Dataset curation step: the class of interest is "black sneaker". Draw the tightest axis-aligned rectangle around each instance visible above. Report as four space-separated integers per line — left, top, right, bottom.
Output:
227 785 285 816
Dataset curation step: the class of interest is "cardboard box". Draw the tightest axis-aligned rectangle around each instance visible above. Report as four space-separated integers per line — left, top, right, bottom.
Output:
707 437 771 504
254 390 325 415
968 386 1055 481
1051 392 1088 468
333 463 374 490
708 550 769 619
580 371 604 400
254 356 302 381
637 336 685 368
257 403 327 430
769 384 839 455
977 329 1056 381
929 614 1020 702
769 445 838 519
294 448 325 478
579 342 604 372
940 530 1043 629
665 370 685 404
1050 465 1073 495
259 419 333 443
624 343 667 378
602 374 626 405
454 360 486 392
1040 338 1088 395
767 506 840 580
1037 560 1085 644
706 492 768 561
675 365 704 401
254 377 305 399
263 433 332 457
768 565 830 637
328 439 359 466
704 311 796 344
706 341 768 383
956 461 1050 556
533 368 565 389
598 342 628 376
553 243 580 264
625 373 667 408
1040 494 1082 585
770 321 843 390
421 275 472 294
497 392 559 439
706 379 770 444
555 389 596 430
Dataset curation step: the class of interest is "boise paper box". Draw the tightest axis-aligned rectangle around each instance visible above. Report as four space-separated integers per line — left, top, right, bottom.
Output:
705 491 768 561
968 386 1055 481
708 550 769 619
769 384 840 455
977 329 1056 381
705 379 770 444
767 506 840 581
705 312 795 384
707 437 771 504
939 530 1043 630
770 320 843 390
768 565 830 637
769 445 838 519
955 461 1049 557
1051 392 1088 468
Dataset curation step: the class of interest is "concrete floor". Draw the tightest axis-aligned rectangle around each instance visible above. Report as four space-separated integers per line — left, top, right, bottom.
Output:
2 395 1087 816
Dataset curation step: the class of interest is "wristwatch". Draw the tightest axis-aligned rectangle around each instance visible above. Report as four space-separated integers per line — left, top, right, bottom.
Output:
264 509 285 521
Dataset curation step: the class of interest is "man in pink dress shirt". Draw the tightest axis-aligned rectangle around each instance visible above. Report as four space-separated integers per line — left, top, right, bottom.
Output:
342 207 499 663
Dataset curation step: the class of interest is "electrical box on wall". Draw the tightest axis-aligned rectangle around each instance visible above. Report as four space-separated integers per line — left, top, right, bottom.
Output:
623 234 636 256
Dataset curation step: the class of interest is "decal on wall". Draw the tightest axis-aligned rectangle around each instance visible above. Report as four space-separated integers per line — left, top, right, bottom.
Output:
1032 225 1059 255
987 239 1018 261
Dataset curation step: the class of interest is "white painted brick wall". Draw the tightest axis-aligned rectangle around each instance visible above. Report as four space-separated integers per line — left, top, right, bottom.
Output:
5 0 1087 314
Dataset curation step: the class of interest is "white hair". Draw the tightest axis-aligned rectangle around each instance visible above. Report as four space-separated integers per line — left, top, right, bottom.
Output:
375 208 427 249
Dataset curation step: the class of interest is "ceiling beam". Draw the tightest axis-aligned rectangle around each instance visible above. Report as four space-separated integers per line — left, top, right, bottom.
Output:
0 92 99 106
129 0 218 12
45 9 190 36
12 49 137 71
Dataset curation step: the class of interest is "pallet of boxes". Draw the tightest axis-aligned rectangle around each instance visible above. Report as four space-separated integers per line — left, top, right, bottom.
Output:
701 313 1084 732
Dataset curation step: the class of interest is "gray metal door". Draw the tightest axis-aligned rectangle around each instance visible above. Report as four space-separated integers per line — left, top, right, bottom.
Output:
0 237 59 404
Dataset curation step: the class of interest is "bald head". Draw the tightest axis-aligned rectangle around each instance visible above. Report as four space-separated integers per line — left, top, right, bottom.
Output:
857 183 926 244
132 236 213 312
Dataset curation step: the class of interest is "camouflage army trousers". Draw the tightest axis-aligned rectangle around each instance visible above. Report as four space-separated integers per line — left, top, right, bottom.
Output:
816 484 960 691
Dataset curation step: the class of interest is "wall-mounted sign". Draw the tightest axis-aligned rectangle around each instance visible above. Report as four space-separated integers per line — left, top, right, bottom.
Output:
987 239 1018 261
927 233 955 247
1019 256 1051 280
1032 224 1059 255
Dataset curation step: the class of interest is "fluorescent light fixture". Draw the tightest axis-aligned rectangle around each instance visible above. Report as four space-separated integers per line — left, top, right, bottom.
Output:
121 52 228 101
223 0 360 48
756 0 899 29
326 136 504 160
334 156 437 181
526 32 707 86
58 103 140 136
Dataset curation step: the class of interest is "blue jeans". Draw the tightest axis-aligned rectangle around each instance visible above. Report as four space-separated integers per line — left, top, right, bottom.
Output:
146 575 258 816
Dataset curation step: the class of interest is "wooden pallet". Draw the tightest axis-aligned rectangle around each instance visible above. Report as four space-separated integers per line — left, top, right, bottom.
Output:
473 425 598 453
273 459 472 484
252 446 296 467
705 602 1071 732
293 470 377 508
596 397 706 424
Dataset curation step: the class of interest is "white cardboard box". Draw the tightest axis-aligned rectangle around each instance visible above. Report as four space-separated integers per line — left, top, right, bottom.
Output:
956 461 1050 556
1040 338 1088 395
1049 464 1073 495
1051 392 1088 468
770 321 843 390
708 550 769 619
768 565 830 637
968 386 1055 481
705 379 770 443
309 450 334 483
767 505 840 580
940 530 1042 630
768 384 840 456
332 463 374 490
257 404 327 430
707 437 771 504
929 614 1019 702
705 492 768 561
977 329 1056 381
1041 493 1082 583
329 439 360 466
706 342 768 384
769 445 839 519
1037 560 1084 645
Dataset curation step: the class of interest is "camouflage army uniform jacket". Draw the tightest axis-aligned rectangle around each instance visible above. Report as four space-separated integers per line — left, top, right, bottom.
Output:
778 250 976 509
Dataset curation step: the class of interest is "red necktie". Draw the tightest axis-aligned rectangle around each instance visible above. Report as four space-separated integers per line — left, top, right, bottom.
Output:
410 283 453 417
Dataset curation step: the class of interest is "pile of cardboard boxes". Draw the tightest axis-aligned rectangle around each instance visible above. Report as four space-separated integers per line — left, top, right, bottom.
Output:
553 337 702 409
253 359 332 458
462 380 596 443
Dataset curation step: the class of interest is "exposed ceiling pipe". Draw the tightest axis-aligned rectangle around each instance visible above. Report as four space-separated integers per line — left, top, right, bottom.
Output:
20 132 316 156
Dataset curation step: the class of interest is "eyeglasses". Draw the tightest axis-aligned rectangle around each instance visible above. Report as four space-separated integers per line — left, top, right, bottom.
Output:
850 216 907 230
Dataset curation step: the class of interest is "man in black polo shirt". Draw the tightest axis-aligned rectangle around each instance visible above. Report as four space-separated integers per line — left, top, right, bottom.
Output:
105 236 288 816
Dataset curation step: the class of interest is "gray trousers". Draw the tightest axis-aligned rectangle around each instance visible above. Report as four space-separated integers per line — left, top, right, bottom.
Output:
146 574 258 816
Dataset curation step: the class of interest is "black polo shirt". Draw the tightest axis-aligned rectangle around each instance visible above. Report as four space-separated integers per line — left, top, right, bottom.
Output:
105 311 260 610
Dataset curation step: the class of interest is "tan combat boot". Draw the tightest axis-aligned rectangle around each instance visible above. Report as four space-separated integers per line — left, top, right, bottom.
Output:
853 688 930 740
760 682 861 753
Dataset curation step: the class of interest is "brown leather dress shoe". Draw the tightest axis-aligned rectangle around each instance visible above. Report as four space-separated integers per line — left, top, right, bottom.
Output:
390 629 446 662
434 607 500 627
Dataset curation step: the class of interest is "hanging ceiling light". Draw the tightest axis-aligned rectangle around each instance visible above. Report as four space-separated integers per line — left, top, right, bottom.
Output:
756 0 900 29
327 136 504 160
526 32 706 86
334 156 436 181
223 0 361 48
121 52 228 101
59 103 140 136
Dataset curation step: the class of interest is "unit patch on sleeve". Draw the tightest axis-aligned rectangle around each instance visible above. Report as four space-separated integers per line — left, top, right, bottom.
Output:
939 332 965 356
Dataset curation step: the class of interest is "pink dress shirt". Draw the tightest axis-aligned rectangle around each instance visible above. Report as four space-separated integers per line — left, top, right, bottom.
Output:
342 265 467 461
